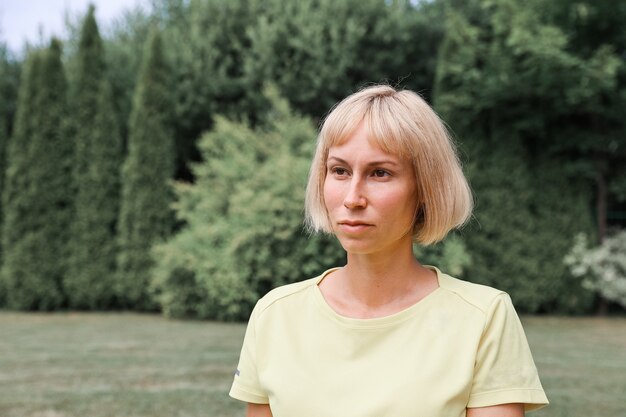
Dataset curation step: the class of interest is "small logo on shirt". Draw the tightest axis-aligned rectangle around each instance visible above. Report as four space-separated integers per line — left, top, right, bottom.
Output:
235 369 240 376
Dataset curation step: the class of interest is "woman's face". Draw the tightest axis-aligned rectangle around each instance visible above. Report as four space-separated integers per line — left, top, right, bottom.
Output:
323 123 418 256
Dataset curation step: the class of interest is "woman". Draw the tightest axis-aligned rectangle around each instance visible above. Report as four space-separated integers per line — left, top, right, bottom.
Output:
229 85 549 417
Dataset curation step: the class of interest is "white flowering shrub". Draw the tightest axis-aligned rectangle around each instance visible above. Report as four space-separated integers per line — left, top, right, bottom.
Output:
564 230 626 308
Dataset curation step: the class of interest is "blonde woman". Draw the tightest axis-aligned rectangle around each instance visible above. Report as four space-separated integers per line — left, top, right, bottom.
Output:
229 85 549 417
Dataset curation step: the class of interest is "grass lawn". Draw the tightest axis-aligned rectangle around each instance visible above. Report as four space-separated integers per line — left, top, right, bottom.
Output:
0 312 624 417
524 316 626 417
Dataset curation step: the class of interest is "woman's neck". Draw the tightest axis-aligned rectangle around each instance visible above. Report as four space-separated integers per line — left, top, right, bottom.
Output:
321 243 439 318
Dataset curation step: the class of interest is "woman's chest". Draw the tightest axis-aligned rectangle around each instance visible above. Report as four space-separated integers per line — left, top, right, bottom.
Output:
257 311 482 417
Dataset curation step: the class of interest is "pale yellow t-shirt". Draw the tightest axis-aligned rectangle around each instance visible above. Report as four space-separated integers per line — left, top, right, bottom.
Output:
229 267 548 416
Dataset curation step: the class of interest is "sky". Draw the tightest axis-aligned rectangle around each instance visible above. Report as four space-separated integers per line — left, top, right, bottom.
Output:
0 0 148 53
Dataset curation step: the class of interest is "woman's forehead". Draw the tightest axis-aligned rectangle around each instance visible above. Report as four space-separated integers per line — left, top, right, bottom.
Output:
327 126 411 161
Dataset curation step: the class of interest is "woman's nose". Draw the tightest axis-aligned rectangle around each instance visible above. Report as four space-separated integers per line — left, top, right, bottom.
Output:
343 179 367 209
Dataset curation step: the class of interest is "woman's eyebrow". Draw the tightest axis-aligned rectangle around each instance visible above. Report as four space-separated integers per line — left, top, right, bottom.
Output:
326 156 347 165
327 155 399 167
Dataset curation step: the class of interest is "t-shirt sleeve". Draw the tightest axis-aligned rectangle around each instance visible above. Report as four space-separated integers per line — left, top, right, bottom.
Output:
229 302 270 404
468 293 549 412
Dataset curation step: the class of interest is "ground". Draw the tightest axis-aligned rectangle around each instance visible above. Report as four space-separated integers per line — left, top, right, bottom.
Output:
0 313 624 417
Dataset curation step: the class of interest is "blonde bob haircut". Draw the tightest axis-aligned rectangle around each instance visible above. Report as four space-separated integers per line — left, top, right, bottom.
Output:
304 84 473 245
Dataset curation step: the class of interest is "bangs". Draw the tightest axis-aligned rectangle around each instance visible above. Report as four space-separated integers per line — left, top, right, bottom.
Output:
319 100 364 150
320 94 416 160
363 96 417 159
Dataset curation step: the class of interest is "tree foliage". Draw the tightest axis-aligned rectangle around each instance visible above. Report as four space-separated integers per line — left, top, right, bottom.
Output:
243 0 364 117
1 50 42 308
152 88 344 320
0 46 14 305
147 0 445 181
0 40 72 310
0 0 623 316
433 0 621 312
462 143 595 313
116 29 175 310
65 6 123 308
436 0 625 239
0 48 8 290
105 6 154 141
0 43 20 301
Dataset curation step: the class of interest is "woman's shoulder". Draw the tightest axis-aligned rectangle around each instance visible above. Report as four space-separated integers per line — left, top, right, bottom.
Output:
434 267 509 315
254 269 335 317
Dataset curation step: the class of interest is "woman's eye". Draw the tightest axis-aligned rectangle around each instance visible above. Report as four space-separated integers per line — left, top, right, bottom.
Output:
373 169 389 178
331 167 348 176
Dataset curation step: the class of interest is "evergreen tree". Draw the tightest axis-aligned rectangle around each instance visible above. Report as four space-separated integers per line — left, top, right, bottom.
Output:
0 100 5 201
0 43 20 292
0 40 71 310
116 30 175 310
65 6 123 308
0 46 9 306
1 50 42 309
0 44 8 188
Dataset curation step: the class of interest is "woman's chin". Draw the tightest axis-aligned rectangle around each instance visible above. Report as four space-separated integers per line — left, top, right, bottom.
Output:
336 237 379 255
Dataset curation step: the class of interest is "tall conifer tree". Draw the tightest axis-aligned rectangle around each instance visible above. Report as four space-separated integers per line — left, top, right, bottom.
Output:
0 40 71 309
65 6 123 308
0 48 9 305
1 50 42 309
116 30 174 309
0 45 11 205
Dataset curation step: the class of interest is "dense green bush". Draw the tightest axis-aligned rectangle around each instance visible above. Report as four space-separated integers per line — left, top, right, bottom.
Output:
460 142 595 313
152 90 344 320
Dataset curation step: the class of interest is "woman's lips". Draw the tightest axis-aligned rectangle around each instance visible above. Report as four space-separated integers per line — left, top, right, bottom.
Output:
338 221 373 233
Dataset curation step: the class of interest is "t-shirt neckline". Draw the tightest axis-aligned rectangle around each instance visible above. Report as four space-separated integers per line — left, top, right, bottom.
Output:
311 266 444 329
